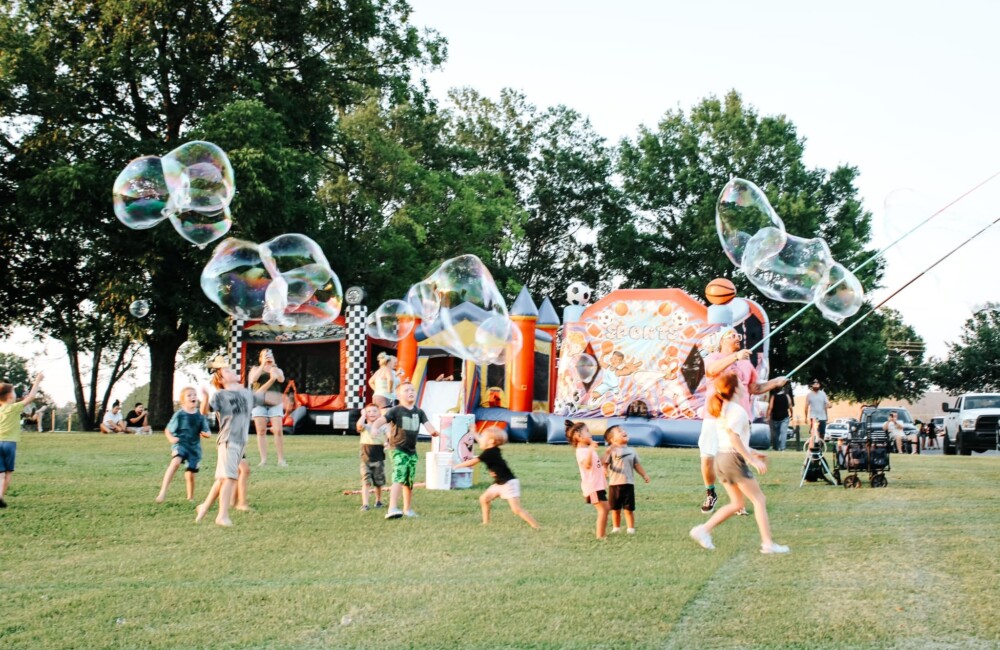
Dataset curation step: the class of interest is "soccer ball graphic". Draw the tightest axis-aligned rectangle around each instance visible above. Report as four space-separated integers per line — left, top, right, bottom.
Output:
566 281 592 306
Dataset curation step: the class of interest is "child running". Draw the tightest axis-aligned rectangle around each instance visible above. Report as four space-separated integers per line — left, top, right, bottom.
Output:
196 365 277 526
602 425 650 534
0 372 44 508
689 373 790 554
566 420 609 539
156 386 211 503
454 426 540 529
371 382 439 519
355 403 387 511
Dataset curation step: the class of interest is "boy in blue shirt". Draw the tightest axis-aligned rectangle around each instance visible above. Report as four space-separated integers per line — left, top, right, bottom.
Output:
156 386 211 503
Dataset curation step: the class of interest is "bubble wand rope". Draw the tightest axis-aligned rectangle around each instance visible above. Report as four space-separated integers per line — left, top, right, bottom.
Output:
749 169 1000 354
785 211 1000 380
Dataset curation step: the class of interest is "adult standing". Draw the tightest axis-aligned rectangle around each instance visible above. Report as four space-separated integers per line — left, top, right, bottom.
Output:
697 327 788 513
247 348 287 467
369 352 404 412
804 379 830 441
767 384 793 451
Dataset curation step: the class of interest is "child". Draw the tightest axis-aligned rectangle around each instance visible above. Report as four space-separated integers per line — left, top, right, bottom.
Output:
454 426 540 529
565 420 609 539
0 372 44 508
355 403 387 511
156 387 211 503
371 381 439 519
195 365 276 526
602 425 650 534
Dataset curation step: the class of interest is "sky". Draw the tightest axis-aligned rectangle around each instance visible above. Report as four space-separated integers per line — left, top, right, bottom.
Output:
4 0 999 405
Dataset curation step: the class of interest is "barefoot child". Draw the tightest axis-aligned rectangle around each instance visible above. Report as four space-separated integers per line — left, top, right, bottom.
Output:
355 403 387 511
196 365 277 526
454 426 540 529
566 420 609 539
156 387 211 503
371 382 439 519
602 425 650 534
0 372 44 508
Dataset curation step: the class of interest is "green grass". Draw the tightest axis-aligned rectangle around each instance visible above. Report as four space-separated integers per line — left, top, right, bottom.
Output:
2 434 999 649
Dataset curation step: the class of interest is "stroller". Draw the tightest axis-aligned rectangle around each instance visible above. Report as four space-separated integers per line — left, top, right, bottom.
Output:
835 420 891 488
799 437 838 487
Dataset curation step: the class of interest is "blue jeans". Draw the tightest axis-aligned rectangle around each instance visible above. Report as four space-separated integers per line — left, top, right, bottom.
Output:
769 418 789 451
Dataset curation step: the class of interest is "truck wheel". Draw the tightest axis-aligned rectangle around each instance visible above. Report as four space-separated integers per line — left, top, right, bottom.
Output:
942 433 957 456
958 430 973 456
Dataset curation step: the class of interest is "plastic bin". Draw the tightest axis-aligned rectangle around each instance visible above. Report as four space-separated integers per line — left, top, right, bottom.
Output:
425 452 453 490
451 468 473 489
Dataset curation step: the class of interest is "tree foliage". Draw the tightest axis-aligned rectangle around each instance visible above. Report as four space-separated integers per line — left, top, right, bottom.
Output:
931 305 1000 394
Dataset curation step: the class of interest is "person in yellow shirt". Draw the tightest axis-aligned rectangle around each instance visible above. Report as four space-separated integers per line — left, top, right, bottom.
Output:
0 372 45 508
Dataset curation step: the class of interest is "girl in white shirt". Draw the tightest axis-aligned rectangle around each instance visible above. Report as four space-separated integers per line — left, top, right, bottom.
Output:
689 372 790 554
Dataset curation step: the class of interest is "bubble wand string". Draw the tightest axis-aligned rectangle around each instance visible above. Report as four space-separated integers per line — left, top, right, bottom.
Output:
748 168 1000 354
785 211 1000 379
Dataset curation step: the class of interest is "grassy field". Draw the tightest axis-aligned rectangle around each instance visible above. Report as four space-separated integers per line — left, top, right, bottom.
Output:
1 433 999 650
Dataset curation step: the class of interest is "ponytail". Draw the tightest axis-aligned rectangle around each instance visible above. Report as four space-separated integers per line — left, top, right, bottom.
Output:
708 373 739 418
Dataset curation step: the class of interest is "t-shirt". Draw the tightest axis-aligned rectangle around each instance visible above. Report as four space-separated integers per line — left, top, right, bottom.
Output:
0 402 26 443
705 352 757 417
125 409 147 427
103 410 123 428
359 422 386 463
770 393 790 421
606 446 640 486
884 419 906 437
383 405 428 455
210 388 255 448
166 409 210 447
717 401 750 453
478 446 515 485
575 447 607 496
806 390 829 420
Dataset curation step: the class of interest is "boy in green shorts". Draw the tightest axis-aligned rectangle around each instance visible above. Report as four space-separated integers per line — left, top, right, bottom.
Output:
372 382 439 519
0 372 44 508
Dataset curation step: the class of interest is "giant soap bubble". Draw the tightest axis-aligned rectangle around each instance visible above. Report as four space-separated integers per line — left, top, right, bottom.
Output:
112 141 234 248
367 299 416 341
200 234 342 327
716 178 864 323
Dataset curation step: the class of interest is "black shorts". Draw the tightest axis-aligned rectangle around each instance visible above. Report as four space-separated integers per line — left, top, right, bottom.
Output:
583 489 608 505
608 484 636 511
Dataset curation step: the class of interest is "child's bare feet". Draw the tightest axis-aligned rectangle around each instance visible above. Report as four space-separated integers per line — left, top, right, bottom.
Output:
215 517 233 527
194 504 209 523
155 494 166 503
235 504 253 512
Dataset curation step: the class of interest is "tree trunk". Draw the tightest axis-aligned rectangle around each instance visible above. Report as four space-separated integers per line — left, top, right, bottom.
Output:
64 340 95 431
147 331 187 429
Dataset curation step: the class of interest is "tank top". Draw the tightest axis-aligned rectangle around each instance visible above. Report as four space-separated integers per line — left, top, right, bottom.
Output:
252 369 283 394
373 368 398 399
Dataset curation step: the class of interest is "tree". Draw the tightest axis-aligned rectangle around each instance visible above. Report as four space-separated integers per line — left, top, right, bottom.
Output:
611 91 920 401
0 0 446 426
0 352 31 389
931 305 1000 393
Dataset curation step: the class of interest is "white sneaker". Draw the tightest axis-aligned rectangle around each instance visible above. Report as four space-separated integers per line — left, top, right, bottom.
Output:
611 527 621 534
626 528 636 535
689 525 715 550
404 509 418 518
384 509 403 520
761 542 790 554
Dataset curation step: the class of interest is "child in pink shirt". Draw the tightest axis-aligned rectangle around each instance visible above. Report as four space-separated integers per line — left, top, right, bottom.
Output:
565 420 609 539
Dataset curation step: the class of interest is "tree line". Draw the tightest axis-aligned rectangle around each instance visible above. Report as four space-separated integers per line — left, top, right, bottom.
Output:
6 0 978 429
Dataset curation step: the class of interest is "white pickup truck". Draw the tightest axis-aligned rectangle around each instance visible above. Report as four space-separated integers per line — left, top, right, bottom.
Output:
941 393 1000 455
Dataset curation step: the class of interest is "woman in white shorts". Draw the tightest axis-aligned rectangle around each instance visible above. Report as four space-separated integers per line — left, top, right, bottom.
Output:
247 348 286 467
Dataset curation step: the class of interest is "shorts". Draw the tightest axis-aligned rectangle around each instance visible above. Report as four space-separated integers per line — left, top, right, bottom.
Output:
0 441 17 472
390 449 418 488
583 489 608 505
373 395 395 410
215 441 245 480
483 478 522 501
715 451 755 484
698 418 718 458
608 484 636 511
172 443 202 472
815 420 827 439
251 404 283 418
361 460 386 488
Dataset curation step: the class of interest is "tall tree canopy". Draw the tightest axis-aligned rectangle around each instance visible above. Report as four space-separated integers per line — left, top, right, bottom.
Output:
0 0 446 426
610 91 924 400
932 305 1000 394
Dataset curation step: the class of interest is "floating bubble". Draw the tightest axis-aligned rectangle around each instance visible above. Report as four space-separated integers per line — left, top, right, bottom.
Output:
162 141 235 215
200 238 271 321
573 353 598 383
112 156 171 230
129 299 150 318
262 275 292 327
168 206 232 249
261 234 343 327
469 315 522 365
717 178 864 322
366 300 416 341
405 281 441 323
